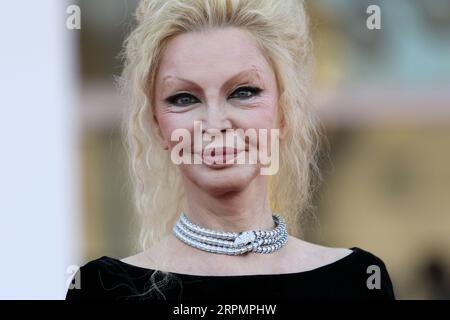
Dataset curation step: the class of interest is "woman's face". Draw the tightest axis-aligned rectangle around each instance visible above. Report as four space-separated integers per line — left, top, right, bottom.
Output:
154 27 280 196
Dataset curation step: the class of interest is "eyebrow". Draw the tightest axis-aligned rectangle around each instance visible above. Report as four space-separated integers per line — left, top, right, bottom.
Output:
161 68 263 92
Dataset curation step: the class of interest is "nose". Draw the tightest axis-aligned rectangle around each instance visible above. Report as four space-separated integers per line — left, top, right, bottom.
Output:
201 103 232 135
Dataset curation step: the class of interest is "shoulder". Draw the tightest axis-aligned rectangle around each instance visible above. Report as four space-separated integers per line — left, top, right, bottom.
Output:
65 256 119 300
328 246 396 300
65 255 155 300
288 239 396 299
287 238 389 274
284 237 354 271
119 234 180 271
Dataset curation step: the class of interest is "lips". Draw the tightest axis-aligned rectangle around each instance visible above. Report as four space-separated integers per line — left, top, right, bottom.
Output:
203 147 238 157
201 147 242 166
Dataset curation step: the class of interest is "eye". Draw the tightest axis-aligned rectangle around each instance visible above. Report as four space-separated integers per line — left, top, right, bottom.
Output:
165 92 200 107
229 86 262 100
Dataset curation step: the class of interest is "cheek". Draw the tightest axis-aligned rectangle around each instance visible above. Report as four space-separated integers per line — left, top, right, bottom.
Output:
155 111 196 146
236 95 279 130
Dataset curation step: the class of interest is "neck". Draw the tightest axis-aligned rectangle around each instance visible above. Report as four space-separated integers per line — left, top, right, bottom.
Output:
182 175 275 233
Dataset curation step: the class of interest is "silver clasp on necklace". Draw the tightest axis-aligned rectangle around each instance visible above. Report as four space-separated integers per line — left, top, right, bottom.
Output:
233 231 256 247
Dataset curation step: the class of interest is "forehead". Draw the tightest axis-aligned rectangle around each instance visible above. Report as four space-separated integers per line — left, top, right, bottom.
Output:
156 27 273 83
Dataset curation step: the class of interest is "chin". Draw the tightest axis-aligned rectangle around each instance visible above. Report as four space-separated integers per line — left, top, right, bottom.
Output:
181 163 260 196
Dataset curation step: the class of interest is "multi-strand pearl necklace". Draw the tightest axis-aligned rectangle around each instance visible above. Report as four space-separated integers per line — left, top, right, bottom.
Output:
172 212 288 255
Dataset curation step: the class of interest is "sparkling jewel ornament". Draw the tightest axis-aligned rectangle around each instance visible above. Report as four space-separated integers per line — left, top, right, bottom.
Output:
172 212 288 255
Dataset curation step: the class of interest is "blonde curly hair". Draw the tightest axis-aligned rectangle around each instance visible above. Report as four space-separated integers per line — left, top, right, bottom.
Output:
118 0 322 255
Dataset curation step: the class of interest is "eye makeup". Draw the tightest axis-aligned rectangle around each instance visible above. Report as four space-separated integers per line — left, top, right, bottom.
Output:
164 85 263 107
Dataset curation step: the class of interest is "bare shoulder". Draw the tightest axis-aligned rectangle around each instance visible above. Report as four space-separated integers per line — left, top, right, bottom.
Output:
284 236 353 271
120 251 156 270
120 235 173 270
120 252 150 267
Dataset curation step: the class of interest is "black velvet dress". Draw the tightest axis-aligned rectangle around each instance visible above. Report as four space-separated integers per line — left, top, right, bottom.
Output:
65 246 395 301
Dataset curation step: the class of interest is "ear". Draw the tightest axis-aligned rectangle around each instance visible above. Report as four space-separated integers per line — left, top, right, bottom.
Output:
153 114 169 150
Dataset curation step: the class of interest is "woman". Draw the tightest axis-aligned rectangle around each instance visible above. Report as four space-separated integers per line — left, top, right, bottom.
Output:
66 0 395 300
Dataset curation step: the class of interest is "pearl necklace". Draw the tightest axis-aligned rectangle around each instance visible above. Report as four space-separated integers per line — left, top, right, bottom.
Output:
172 212 288 255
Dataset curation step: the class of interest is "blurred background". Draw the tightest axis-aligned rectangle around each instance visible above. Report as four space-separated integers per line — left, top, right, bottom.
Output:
1 0 449 299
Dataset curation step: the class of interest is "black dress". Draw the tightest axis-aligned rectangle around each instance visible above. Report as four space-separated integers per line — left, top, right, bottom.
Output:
65 247 395 301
